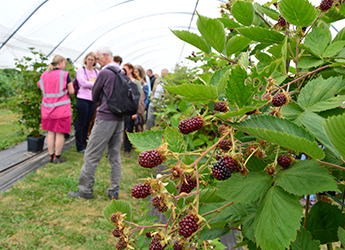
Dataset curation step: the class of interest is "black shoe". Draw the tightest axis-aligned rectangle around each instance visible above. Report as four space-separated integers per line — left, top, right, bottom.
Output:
108 191 119 200
53 156 67 164
67 191 93 199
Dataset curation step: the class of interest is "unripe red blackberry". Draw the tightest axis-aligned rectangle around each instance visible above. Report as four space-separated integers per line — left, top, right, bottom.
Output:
173 242 184 250
116 239 127 250
146 232 153 238
212 156 237 180
138 150 163 168
214 102 227 112
218 124 227 134
178 116 203 134
277 15 287 27
178 214 199 238
180 174 197 193
112 228 121 238
131 183 152 199
152 196 168 213
272 93 287 107
110 213 119 224
218 140 231 151
319 0 334 11
149 237 164 250
277 155 292 169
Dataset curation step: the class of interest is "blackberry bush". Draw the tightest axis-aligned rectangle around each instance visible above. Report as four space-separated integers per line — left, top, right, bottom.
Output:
178 116 203 134
277 155 292 169
178 214 199 238
212 156 237 180
272 93 287 107
131 183 152 199
180 174 197 193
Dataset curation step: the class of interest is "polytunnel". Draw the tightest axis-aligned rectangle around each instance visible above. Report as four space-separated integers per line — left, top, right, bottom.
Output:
0 0 228 73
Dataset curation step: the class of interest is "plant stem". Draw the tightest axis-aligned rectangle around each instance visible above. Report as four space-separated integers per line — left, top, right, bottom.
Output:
262 64 331 99
304 195 310 229
327 243 334 250
301 13 325 41
201 201 234 217
317 160 345 171
195 163 200 213
255 10 272 28
341 158 345 164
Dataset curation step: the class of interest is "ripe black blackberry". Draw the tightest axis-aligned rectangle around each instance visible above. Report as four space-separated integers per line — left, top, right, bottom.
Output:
277 15 287 27
272 93 287 107
151 196 168 213
180 174 197 193
173 241 184 250
138 150 163 168
178 214 199 238
178 116 203 134
218 140 231 151
212 156 237 180
112 228 121 238
214 102 227 112
277 155 292 169
131 183 152 199
116 239 127 250
149 237 164 250
319 0 334 11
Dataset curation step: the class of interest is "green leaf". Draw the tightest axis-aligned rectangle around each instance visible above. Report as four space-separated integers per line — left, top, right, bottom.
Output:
299 110 341 157
171 30 210 54
164 83 220 102
254 3 279 20
239 51 249 69
305 28 331 56
324 113 345 160
226 35 251 57
218 17 241 29
225 115 325 159
215 105 262 119
307 202 345 244
298 57 324 68
99 218 115 230
217 172 273 203
163 126 185 153
237 27 285 44
232 1 254 26
199 227 230 240
197 14 226 54
323 41 345 58
333 27 345 43
298 76 345 112
254 186 304 250
339 227 345 246
128 130 163 152
276 160 339 196
281 101 304 120
210 67 230 86
322 6 345 23
291 228 321 250
186 188 226 204
103 199 132 224
278 0 318 27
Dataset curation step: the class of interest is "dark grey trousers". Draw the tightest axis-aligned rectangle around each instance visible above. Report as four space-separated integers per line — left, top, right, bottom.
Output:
78 119 123 196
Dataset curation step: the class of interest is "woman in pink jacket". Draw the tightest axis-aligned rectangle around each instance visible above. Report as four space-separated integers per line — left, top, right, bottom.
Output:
37 55 74 164
75 52 99 153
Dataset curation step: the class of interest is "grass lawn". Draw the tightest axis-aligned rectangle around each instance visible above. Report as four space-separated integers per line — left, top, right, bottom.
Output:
0 108 28 150
0 145 156 249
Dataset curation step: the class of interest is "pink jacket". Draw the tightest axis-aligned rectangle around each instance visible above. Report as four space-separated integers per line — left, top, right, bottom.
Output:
37 69 71 119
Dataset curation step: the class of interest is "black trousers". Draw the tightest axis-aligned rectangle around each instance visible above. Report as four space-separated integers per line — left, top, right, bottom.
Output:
124 116 134 153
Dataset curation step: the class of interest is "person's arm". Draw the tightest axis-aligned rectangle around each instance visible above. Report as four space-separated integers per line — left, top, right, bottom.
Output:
66 73 74 95
92 72 105 102
76 67 94 88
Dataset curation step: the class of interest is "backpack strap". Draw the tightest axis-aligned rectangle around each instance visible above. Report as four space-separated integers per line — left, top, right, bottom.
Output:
99 66 120 106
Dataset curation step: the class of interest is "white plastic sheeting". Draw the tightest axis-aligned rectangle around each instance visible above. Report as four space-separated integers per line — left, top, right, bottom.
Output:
0 0 226 73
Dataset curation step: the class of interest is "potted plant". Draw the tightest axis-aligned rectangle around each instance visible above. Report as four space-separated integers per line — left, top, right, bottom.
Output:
9 48 48 152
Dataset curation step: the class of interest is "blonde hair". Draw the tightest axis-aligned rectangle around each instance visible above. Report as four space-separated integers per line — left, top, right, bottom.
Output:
47 55 66 73
134 65 146 82
83 52 97 66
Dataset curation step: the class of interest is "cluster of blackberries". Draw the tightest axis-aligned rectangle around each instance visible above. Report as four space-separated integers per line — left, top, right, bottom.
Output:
138 150 163 168
214 102 227 112
152 196 168 213
178 116 203 134
180 174 197 193
178 214 199 238
277 15 287 27
131 183 151 199
319 0 334 11
149 237 164 250
116 239 127 250
277 155 292 169
212 156 238 180
272 93 287 107
218 139 231 151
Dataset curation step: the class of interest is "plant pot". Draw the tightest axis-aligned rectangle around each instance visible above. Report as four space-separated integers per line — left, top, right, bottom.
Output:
27 135 45 152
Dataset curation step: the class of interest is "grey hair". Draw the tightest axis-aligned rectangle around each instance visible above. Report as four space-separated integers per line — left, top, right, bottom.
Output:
161 68 169 73
96 46 113 58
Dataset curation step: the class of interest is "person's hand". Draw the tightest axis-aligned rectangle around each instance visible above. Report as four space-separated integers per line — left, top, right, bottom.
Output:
132 114 137 120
